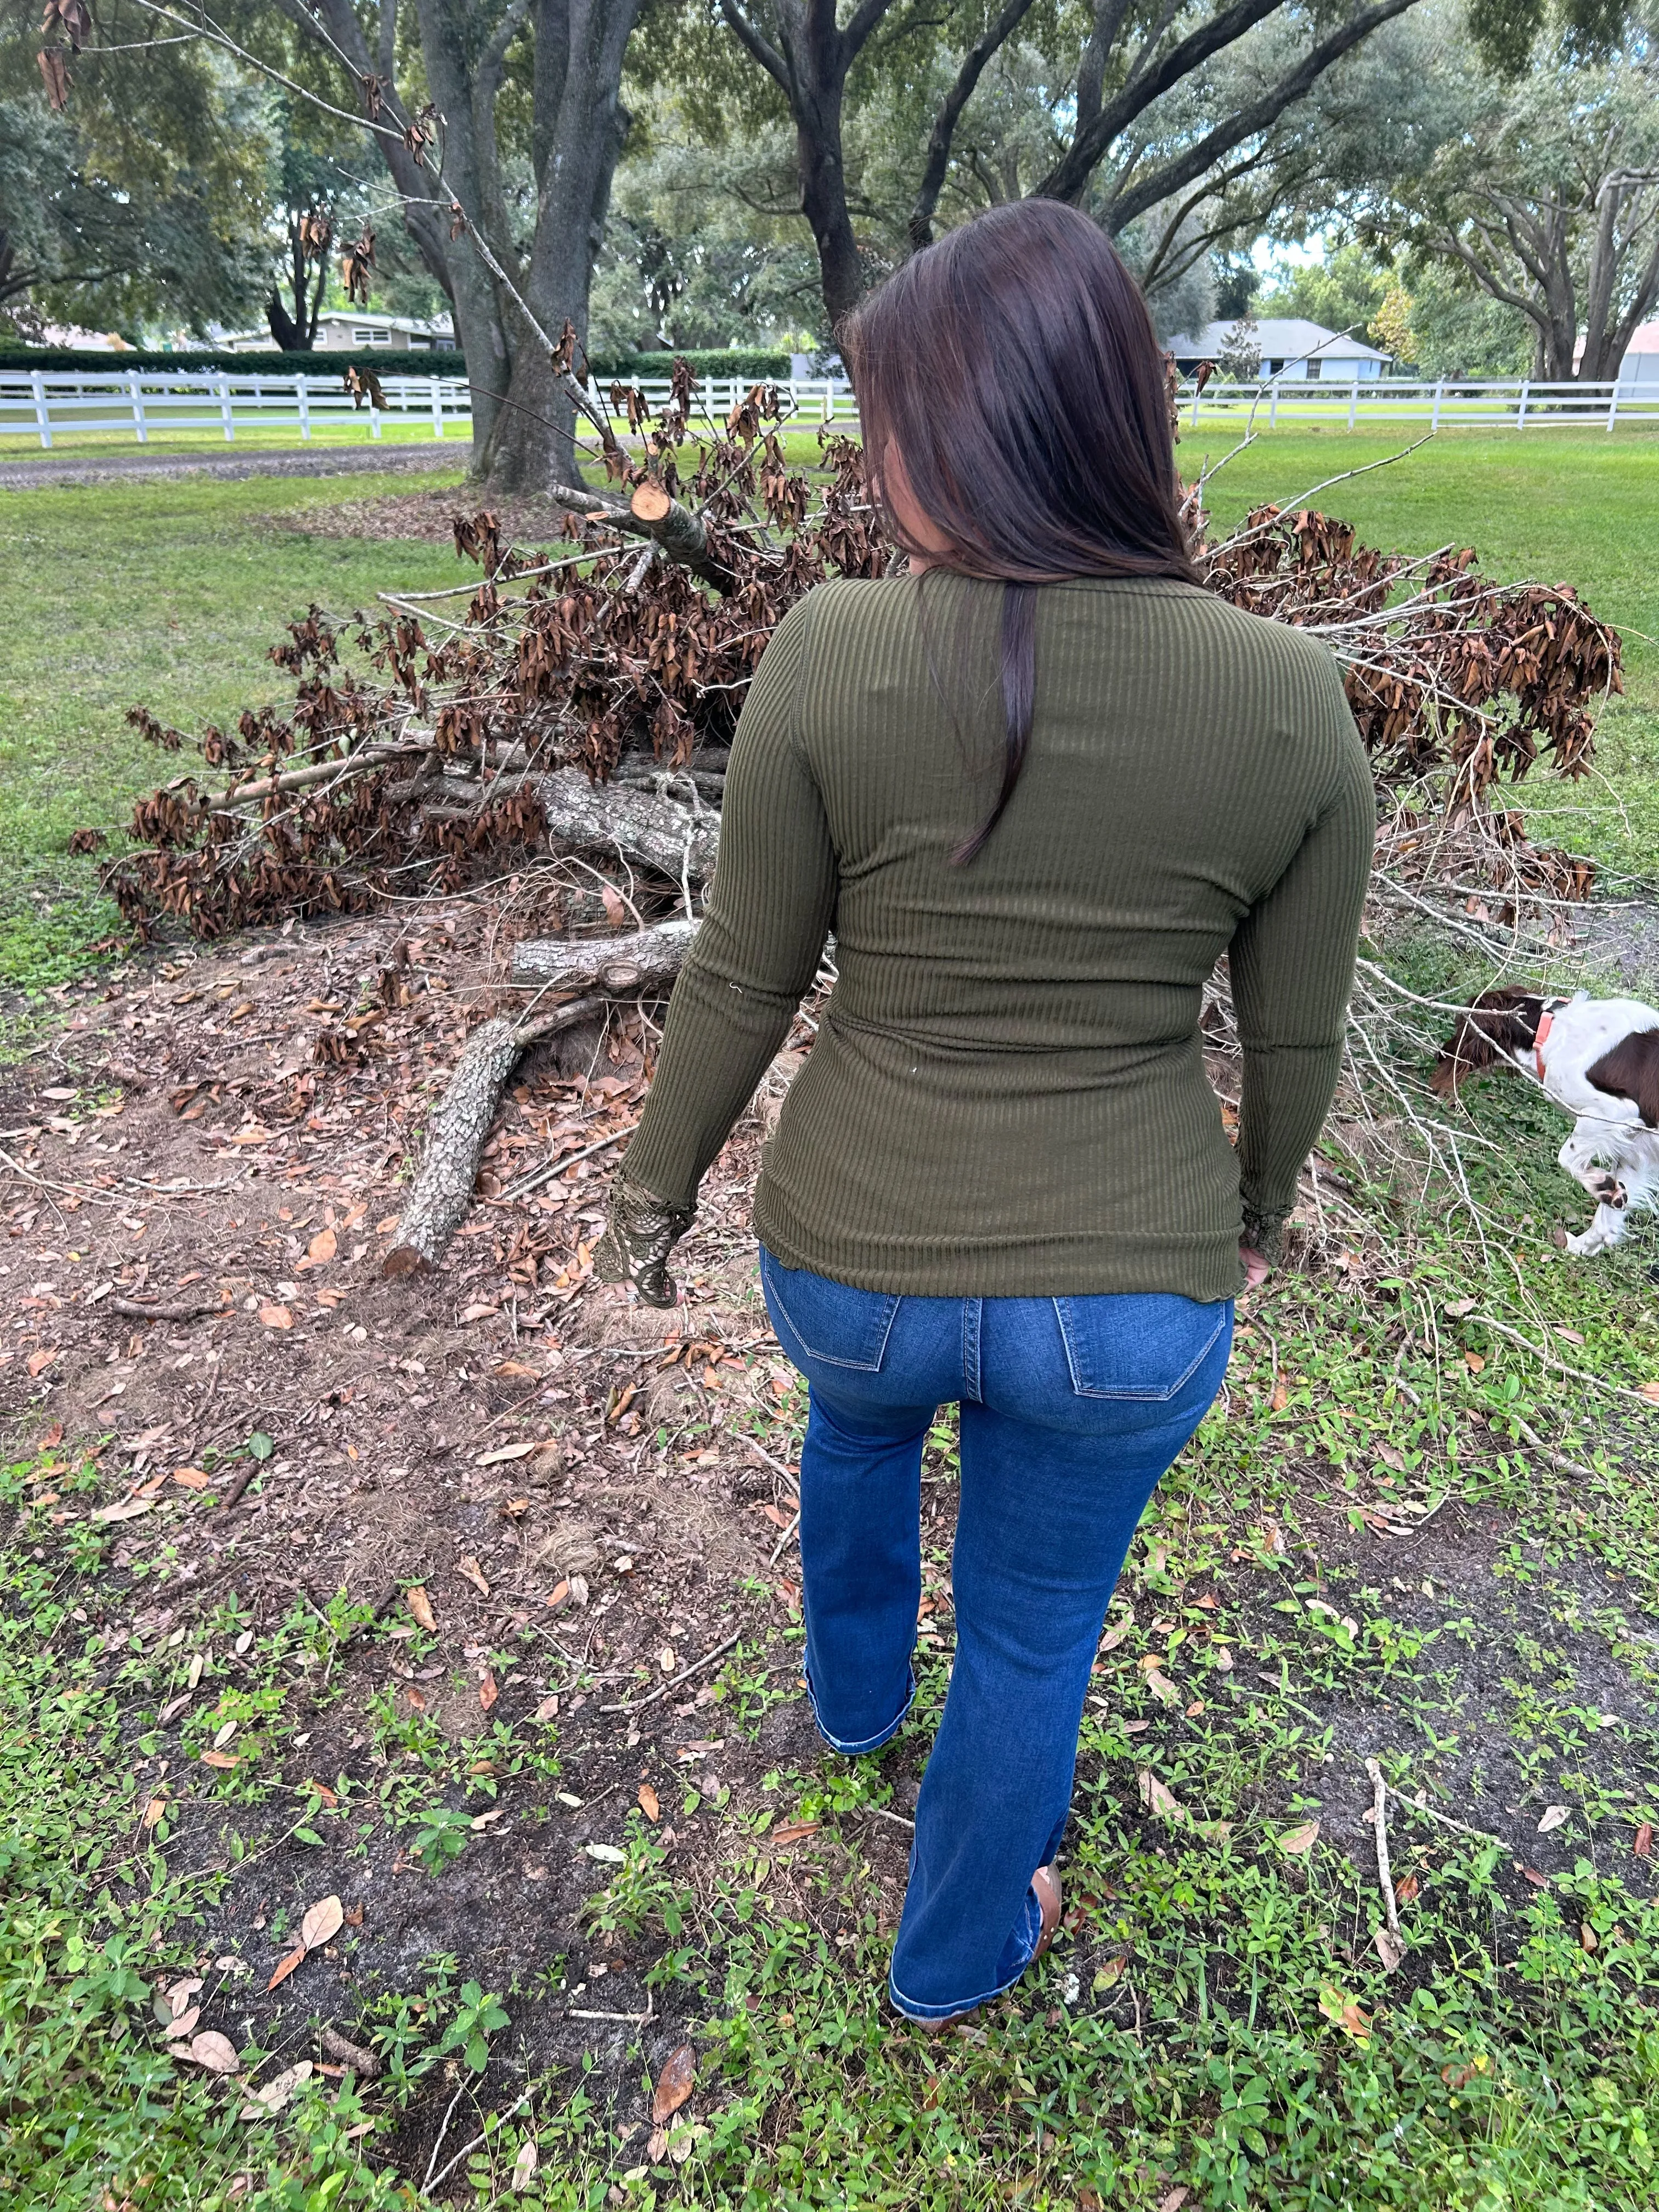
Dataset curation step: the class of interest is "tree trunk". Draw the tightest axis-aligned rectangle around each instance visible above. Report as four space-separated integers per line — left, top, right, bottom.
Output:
797 77 865 329
479 0 641 489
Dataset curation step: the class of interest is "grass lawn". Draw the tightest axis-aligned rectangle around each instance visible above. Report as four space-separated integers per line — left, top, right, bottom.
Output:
0 469 468 996
1197 430 1659 886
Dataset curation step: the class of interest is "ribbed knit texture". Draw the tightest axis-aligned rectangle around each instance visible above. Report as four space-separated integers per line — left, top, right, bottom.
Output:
619 571 1374 1300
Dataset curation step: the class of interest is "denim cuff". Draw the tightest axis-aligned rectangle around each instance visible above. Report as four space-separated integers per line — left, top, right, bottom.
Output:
803 1663 915 1757
888 1882 1047 2023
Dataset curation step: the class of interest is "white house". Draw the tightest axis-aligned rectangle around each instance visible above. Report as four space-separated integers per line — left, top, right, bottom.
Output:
1165 317 1391 381
217 309 455 353
1617 320 1659 394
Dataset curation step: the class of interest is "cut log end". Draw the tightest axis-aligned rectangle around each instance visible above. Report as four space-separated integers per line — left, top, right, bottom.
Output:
630 480 674 523
381 1245 430 1279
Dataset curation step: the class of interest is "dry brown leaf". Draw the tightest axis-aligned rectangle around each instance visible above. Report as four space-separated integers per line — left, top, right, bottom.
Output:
1136 1771 1183 1821
1145 1669 1181 1706
651 2042 696 2123
183 2029 242 2073
771 1820 820 1847
476 1439 540 1466
478 1672 499 1711
1317 1990 1371 2044
1640 1380 1659 1405
171 1466 210 1491
646 2126 668 2163
94 1494 156 1524
258 1305 294 1330
1158 2191 1190 2212
200 1748 239 1770
164 2005 201 2040
511 2139 539 2192
1278 1820 1321 1855
535 1694 559 1722
1580 1921 1599 1953
1635 1821 1653 1859
404 1585 437 1633
1373 1927 1404 1972
458 1556 491 1596
1395 1872 1420 1906
241 2059 315 2119
26 1346 58 1378
307 1227 337 1263
142 1795 167 1829
266 1946 305 1993
1537 1804 1569 1833
301 1894 344 1950
1098 1622 1131 1652
637 1782 661 1822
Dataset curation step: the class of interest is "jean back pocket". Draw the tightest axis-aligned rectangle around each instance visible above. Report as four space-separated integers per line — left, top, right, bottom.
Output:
760 1249 901 1372
1053 1293 1231 1401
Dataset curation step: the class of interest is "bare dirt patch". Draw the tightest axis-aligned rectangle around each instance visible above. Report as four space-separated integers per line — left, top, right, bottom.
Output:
0 900 836 2144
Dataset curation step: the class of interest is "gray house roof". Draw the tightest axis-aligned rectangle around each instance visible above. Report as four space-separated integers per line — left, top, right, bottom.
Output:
1165 318 1391 366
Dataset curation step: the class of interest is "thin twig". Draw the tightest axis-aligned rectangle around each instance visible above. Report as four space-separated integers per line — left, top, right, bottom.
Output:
1386 1784 1509 1853
766 1511 801 1568
426 2090 533 2193
598 1629 742 1714
1365 1758 1401 1937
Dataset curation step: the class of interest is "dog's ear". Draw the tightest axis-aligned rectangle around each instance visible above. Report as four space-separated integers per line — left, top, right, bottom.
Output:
1587 1029 1659 1128
1431 991 1543 1094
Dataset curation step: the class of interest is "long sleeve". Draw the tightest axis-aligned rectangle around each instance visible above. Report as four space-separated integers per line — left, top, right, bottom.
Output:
1228 675 1375 1260
617 596 837 1211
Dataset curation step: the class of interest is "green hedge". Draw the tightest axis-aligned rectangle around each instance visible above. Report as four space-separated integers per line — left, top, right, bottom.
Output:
594 348 794 382
0 343 796 382
0 346 469 377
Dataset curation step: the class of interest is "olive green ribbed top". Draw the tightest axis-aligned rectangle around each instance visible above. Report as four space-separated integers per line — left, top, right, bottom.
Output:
619 572 1374 1300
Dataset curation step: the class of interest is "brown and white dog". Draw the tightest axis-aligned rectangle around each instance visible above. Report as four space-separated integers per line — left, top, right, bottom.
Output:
1432 988 1659 1254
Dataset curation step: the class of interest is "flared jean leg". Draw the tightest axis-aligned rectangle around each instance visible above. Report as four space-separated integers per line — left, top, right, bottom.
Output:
794 1385 934 1754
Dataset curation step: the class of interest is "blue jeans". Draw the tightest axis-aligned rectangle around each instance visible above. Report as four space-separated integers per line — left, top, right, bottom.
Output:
759 1248 1232 2022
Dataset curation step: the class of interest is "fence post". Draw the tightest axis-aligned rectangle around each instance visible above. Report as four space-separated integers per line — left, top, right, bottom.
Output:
431 376 444 440
217 373 235 442
1432 377 1443 431
128 371 147 445
1348 376 1359 430
1269 379 1279 428
296 375 311 442
1606 378 1620 432
30 369 50 450
369 387 382 440
1189 382 1200 427
1516 378 1530 430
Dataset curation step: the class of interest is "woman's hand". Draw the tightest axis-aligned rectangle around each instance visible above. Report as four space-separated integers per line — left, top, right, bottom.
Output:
1239 1243 1270 1289
593 1174 695 1308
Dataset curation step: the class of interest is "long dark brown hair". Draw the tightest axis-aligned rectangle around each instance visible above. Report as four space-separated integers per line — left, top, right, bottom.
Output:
843 200 1195 861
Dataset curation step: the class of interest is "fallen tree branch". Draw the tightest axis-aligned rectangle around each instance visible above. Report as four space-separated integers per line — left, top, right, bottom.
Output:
511 916 698 993
535 769 719 887
383 995 607 1276
108 1295 228 1323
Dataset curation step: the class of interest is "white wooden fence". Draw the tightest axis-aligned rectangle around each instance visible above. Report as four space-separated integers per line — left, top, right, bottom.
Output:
5 364 1654 452
1181 374 1659 431
0 368 473 448
0 366 852 450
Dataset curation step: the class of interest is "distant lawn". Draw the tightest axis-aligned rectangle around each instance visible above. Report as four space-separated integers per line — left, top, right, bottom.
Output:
0 469 469 995
1197 428 1659 885
3 427 1656 999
